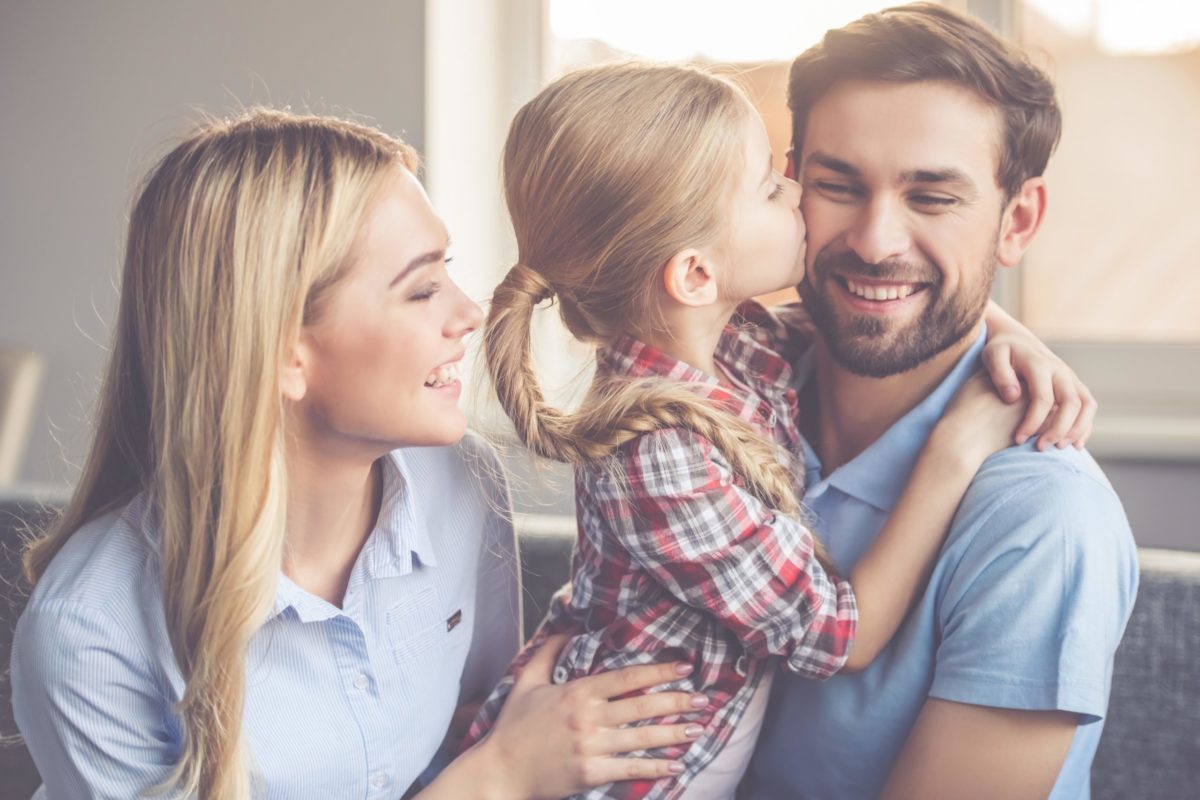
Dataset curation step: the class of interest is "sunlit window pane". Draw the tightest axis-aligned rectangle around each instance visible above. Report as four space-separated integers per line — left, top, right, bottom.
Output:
1020 1 1200 342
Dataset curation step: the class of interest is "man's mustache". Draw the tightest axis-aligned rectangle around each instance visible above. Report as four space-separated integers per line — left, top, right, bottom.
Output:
809 250 941 287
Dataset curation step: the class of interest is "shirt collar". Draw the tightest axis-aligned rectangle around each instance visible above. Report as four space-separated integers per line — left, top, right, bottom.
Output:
796 326 989 512
266 449 437 624
601 328 792 431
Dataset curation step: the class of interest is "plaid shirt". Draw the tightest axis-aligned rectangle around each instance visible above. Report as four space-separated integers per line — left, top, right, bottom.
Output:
462 302 856 799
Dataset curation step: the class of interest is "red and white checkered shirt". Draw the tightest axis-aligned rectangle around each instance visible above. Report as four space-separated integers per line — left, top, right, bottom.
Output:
462 302 856 799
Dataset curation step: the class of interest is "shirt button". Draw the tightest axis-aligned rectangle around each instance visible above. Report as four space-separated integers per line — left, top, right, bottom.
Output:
353 673 369 691
370 773 389 790
552 665 569 684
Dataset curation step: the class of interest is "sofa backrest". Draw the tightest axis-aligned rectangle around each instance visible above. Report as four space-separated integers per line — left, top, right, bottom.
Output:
1092 547 1200 799
1 498 57 800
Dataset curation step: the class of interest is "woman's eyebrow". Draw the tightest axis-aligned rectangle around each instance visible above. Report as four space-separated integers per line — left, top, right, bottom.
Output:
389 249 445 287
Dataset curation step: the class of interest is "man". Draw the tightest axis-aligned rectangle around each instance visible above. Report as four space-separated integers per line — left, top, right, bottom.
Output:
741 5 1138 798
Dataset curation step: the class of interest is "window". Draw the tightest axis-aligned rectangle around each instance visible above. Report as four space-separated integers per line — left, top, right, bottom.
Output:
426 0 1200 462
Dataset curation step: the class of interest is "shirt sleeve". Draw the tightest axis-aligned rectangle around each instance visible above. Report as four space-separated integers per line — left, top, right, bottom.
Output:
588 428 857 679
929 466 1139 722
12 599 178 798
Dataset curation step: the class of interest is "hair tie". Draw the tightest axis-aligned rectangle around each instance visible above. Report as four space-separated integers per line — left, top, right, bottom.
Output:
510 262 554 305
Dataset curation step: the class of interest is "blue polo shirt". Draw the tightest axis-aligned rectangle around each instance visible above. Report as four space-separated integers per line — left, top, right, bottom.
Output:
742 330 1139 799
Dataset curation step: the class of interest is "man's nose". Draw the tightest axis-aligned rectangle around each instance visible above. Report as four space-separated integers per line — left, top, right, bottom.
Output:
843 197 912 266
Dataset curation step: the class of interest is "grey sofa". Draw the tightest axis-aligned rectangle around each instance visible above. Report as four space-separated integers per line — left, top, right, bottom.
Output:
3 500 1198 799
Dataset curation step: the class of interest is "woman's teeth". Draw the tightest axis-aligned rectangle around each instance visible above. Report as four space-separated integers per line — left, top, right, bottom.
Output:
845 279 917 301
424 362 461 388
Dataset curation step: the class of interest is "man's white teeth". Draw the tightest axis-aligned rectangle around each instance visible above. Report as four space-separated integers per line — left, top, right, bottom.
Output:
424 362 461 388
845 279 916 301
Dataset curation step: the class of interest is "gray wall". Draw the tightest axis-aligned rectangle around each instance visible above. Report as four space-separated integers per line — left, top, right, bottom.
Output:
0 0 424 485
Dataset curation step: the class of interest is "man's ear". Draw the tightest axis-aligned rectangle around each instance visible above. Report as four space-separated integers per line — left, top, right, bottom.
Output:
662 248 720 307
997 177 1047 268
280 336 309 402
785 148 798 180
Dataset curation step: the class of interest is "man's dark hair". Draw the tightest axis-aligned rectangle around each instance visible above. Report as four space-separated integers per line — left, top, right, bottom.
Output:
788 3 1061 198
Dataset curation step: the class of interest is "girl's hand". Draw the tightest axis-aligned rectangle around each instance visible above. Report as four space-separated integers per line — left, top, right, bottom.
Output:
933 372 1029 468
476 634 705 800
980 334 1096 451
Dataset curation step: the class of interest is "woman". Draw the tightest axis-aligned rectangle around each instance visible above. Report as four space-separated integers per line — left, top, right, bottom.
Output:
12 109 702 799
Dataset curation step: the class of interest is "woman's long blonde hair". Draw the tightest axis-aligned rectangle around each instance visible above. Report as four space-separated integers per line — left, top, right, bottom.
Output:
23 109 416 798
487 63 827 562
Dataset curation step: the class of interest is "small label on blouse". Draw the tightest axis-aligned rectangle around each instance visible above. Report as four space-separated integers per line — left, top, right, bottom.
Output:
446 609 462 632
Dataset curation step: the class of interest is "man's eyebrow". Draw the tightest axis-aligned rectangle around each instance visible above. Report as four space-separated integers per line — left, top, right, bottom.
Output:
389 249 445 287
803 151 859 177
900 167 977 192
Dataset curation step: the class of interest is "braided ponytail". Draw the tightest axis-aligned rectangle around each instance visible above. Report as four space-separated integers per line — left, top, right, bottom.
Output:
484 263 585 464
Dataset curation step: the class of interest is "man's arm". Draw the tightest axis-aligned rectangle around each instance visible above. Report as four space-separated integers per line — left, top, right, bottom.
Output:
881 699 1077 800
875 454 1138 800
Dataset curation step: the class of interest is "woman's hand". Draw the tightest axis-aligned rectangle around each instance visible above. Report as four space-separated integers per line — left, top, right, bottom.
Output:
981 301 1097 450
473 634 705 800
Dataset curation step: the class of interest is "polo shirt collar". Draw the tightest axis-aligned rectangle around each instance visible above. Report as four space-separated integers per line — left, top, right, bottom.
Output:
797 326 988 512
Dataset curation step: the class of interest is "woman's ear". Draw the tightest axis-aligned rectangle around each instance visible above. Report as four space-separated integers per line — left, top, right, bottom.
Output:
280 337 309 402
997 177 1048 268
662 248 720 308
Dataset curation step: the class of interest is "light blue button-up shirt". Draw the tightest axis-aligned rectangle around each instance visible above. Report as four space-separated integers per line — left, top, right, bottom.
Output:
742 329 1139 799
12 433 519 799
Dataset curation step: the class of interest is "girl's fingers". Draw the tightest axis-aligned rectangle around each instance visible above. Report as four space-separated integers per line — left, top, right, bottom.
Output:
1067 390 1098 449
1037 373 1081 451
981 343 1022 403
1015 365 1054 445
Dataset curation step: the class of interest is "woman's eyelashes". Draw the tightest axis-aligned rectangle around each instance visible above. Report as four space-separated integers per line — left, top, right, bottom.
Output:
404 257 453 301
408 281 442 301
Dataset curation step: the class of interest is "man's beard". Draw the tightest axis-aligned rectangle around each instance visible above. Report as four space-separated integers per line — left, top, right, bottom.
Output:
798 247 996 379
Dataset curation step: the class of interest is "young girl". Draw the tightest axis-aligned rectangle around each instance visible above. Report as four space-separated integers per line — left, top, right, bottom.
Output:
462 63 1092 798
12 110 707 799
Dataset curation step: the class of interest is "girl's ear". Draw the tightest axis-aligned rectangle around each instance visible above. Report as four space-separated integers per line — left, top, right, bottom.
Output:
280 336 309 402
662 248 720 308
997 176 1048 268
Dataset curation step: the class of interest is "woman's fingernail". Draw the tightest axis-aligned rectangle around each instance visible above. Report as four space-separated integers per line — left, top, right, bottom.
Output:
675 663 694 677
669 762 686 774
690 694 709 708
684 724 704 738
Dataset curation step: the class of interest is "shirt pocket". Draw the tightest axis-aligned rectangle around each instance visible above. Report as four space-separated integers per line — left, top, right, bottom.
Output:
385 587 471 665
